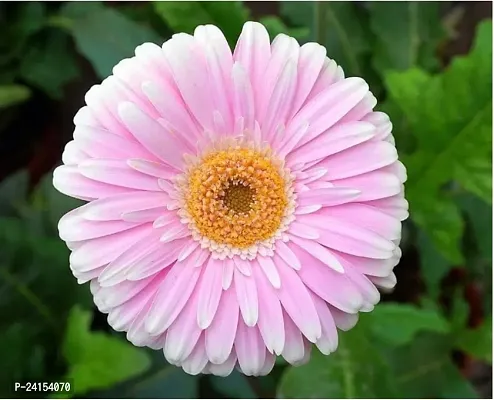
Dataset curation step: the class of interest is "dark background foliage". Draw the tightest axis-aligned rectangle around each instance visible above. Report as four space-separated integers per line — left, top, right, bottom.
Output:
0 1 491 399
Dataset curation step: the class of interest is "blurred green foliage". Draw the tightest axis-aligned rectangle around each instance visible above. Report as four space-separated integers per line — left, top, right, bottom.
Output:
0 1 491 399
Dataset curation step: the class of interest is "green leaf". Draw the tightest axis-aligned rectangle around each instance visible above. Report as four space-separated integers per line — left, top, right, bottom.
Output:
455 318 492 364
282 2 371 77
456 192 492 261
129 367 199 398
365 303 450 346
369 2 445 73
0 85 31 109
153 1 249 46
59 2 161 78
278 326 397 398
386 21 492 262
209 370 257 399
0 169 29 213
258 15 309 43
417 229 453 297
62 306 151 396
19 30 79 99
390 333 478 398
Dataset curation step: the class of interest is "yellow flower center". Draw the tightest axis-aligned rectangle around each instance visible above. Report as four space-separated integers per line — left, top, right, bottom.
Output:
185 147 288 249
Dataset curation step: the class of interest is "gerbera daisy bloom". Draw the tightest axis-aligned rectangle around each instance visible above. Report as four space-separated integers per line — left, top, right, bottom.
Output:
53 22 408 376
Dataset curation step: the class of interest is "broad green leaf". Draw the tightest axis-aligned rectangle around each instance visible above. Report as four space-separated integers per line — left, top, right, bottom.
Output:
0 85 31 109
417 229 453 297
153 1 249 46
390 333 478 398
280 1 316 41
62 306 151 396
19 30 79 99
369 2 445 73
365 303 450 346
385 21 492 262
59 2 161 78
278 326 397 398
455 318 492 364
456 192 492 262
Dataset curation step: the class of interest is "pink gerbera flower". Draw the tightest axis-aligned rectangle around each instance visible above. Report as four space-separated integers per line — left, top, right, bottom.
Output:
53 22 408 376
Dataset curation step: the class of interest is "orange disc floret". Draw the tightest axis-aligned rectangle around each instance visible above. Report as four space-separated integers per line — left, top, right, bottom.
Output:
185 148 288 248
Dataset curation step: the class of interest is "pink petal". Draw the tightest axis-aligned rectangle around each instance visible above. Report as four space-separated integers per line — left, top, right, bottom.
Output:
235 321 266 376
318 141 398 180
222 259 235 289
234 269 258 326
289 236 344 273
62 141 89 165
311 293 338 355
206 286 239 364
294 246 364 313
127 159 176 180
118 101 186 170
275 255 321 342
145 259 201 335
197 258 224 329
297 187 361 208
208 353 237 377
288 221 320 240
308 57 344 100
331 171 402 202
252 266 285 355
164 287 202 363
181 335 209 375
275 240 301 270
328 305 359 331
257 256 281 288
232 63 255 131
281 312 306 365
53 166 133 201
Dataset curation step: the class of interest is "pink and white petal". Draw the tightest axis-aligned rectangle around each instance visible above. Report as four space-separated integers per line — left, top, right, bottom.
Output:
235 322 266 376
145 259 201 335
252 266 285 355
289 236 344 272
94 270 163 311
289 77 369 148
297 187 361 208
344 267 381 308
257 34 299 128
232 63 255 131
297 214 395 259
290 43 326 117
164 289 202 364
127 159 176 180
369 272 397 292
233 21 271 114
162 34 215 131
208 353 237 377
317 141 398 180
234 269 258 327
98 229 163 286
125 238 187 280
62 141 89 165
73 106 101 129
257 256 281 288
59 215 138 242
260 351 276 376
329 305 359 331
74 126 157 161
339 92 377 124
78 159 161 191
331 251 398 278
362 111 392 141
275 255 321 342
311 293 338 355
307 58 344 101
197 257 224 329
331 171 402 202
365 194 409 221
293 246 364 313
69 224 153 271
319 203 401 241
275 240 301 270
288 221 320 240
206 286 239 364
53 166 133 201
222 259 235 289
181 335 209 376
287 121 375 166
281 312 306 365
118 101 187 170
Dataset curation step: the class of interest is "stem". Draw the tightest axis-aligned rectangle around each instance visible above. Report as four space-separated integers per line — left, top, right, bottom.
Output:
246 376 268 399
314 1 328 45
0 268 58 330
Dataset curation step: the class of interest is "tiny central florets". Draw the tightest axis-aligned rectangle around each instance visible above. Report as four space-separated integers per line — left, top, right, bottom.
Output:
183 147 290 250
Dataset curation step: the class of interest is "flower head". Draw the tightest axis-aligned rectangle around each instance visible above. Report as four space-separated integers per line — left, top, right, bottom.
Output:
54 21 408 376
